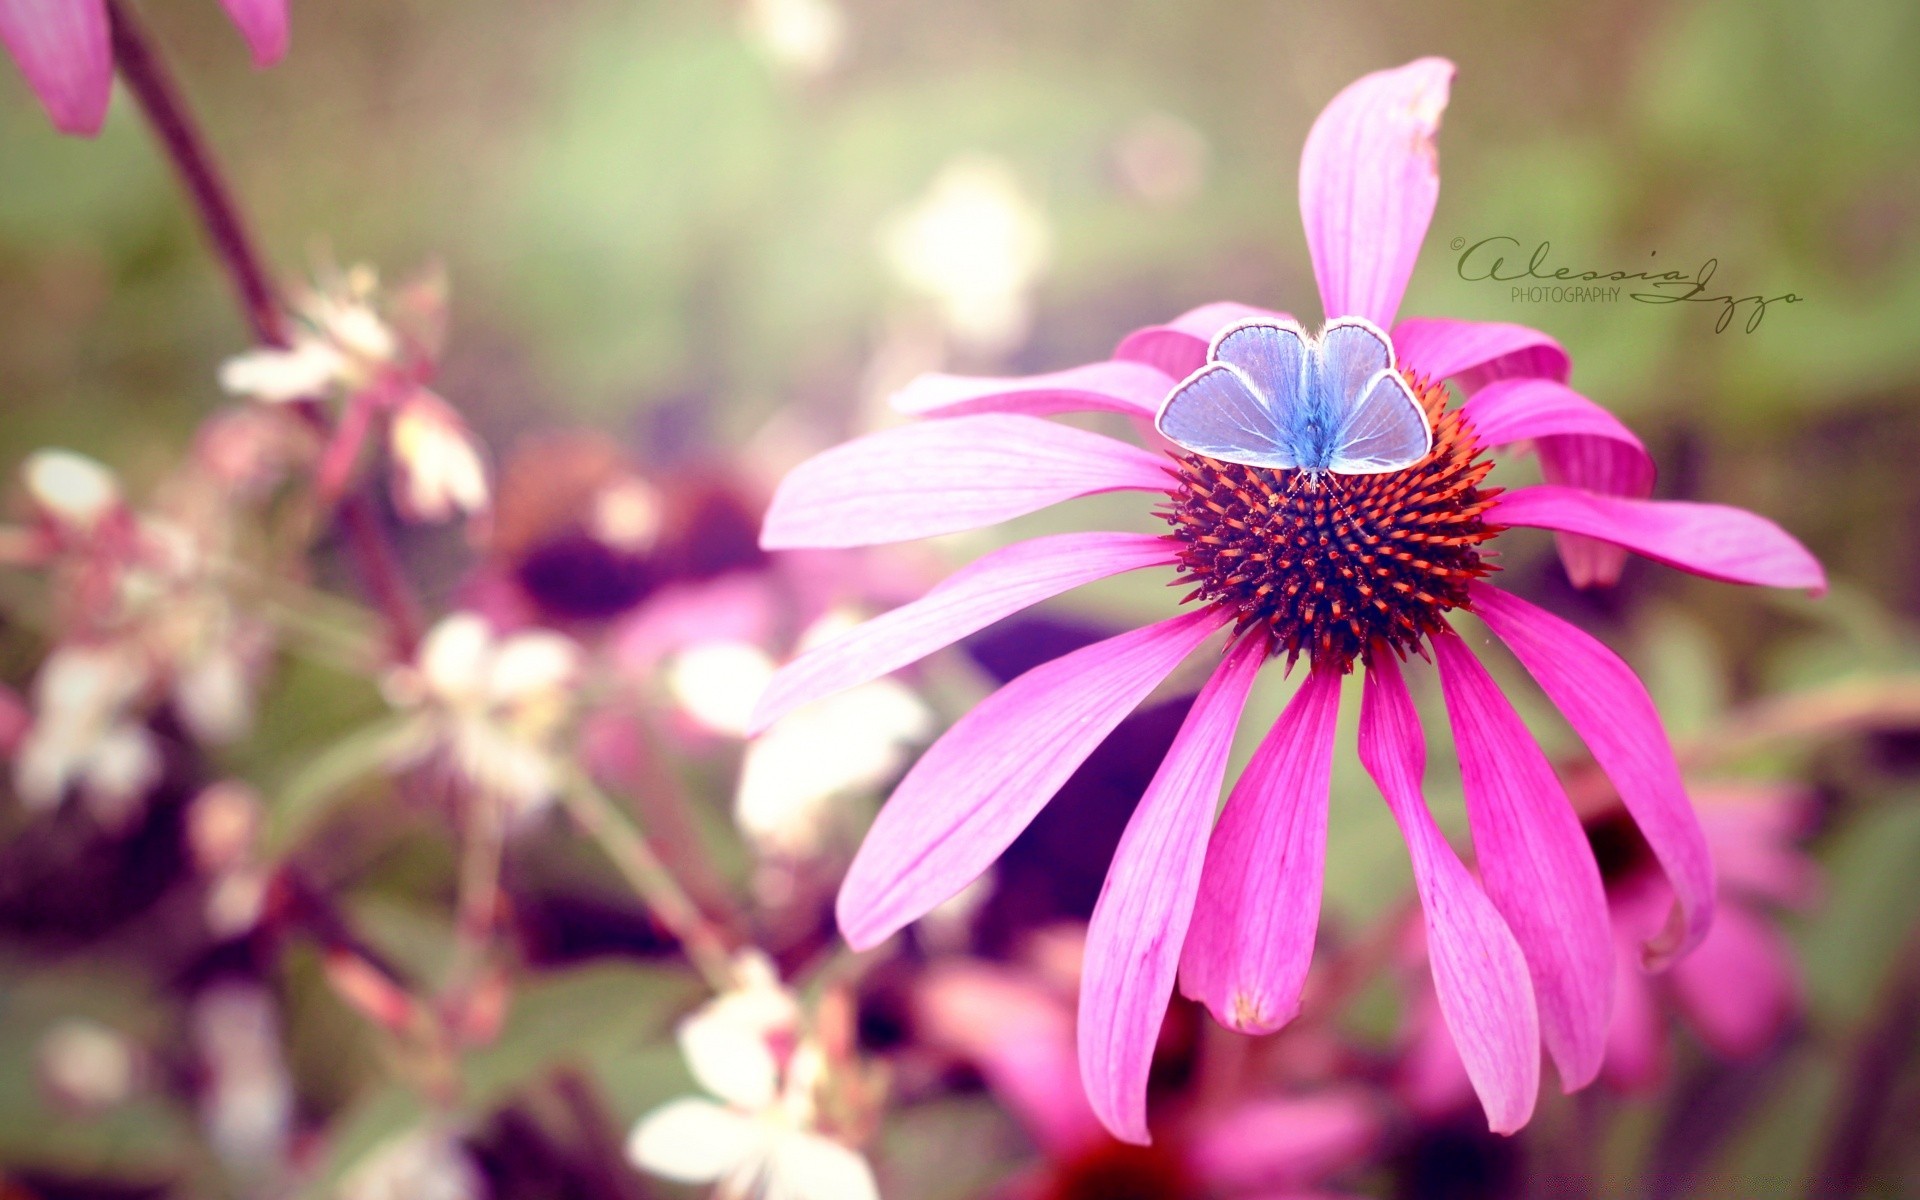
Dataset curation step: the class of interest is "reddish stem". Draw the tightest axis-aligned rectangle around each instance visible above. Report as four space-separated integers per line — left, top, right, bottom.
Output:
108 0 424 657
108 0 286 348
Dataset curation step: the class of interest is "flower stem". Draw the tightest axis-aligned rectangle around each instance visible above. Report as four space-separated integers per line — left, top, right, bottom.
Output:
109 0 426 657
560 771 738 992
108 0 286 348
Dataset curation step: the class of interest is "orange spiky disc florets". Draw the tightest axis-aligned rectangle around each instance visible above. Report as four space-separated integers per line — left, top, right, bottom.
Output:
1159 374 1503 673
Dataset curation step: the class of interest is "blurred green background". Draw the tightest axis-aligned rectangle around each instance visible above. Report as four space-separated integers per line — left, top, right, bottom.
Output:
3 0 1920 1196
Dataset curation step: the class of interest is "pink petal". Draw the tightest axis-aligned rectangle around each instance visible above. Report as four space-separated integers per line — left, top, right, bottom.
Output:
1186 1091 1379 1192
917 962 1106 1158
761 414 1171 550
1388 317 1643 584
1471 584 1714 966
1079 637 1266 1145
1601 928 1669 1093
1459 378 1651 478
891 360 1173 420
1298 58 1453 328
1669 901 1801 1060
1112 302 1297 379
1359 654 1539 1134
218 0 288 65
1462 381 1655 588
752 531 1176 734
835 608 1228 949
1431 632 1612 1091
1389 318 1570 390
1695 784 1821 909
0 0 110 136
1178 666 1342 1034
1492 486 1827 594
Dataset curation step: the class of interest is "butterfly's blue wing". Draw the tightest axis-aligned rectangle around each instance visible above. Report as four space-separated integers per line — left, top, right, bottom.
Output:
1310 317 1430 475
1154 320 1309 468
1327 369 1433 473
1155 362 1299 468
1212 320 1310 399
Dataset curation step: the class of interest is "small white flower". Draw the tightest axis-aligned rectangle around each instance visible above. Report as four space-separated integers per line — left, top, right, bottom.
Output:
736 677 931 856
397 614 582 815
217 338 348 403
881 155 1051 351
667 640 779 738
13 642 161 816
23 449 121 532
388 392 490 523
628 954 878 1200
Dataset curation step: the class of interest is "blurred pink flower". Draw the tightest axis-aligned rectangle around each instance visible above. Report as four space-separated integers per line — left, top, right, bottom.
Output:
1402 784 1818 1110
915 950 1379 1199
753 58 1826 1145
1599 784 1817 1091
0 0 288 136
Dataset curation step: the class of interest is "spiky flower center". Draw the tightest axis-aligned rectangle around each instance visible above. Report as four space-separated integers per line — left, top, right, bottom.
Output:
1159 375 1502 673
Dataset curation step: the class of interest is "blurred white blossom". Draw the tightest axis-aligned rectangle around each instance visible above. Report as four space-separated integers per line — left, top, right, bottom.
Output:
192 983 292 1180
881 155 1051 351
628 952 878 1200
339 1129 485 1200
742 0 847 78
388 391 490 523
23 449 123 533
37 1018 138 1113
388 613 582 816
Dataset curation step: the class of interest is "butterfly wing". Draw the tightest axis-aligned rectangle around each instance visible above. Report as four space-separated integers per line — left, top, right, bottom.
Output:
1311 316 1431 475
1156 321 1310 469
1155 362 1299 468
1327 369 1433 473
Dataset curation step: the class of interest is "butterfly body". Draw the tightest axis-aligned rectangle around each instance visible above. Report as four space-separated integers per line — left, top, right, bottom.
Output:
1154 317 1433 479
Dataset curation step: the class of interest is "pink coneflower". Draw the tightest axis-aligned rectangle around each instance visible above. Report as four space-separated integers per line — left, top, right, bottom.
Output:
751 58 1824 1144
0 0 289 136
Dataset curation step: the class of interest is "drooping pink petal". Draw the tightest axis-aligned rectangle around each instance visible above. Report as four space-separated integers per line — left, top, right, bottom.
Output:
1390 318 1571 390
1186 1091 1379 1193
1465 379 1656 588
1460 378 1650 475
218 0 288 66
891 360 1173 420
836 608 1228 950
1695 784 1821 909
1431 632 1612 1091
761 414 1171 550
1390 317 1644 584
1601 926 1668 1093
1079 637 1266 1145
1493 486 1827 594
1359 654 1539 1134
1473 381 1656 587
1178 666 1342 1034
1471 584 1714 966
752 531 1176 734
1112 302 1297 379
0 0 111 136
1298 57 1453 328
1669 900 1801 1060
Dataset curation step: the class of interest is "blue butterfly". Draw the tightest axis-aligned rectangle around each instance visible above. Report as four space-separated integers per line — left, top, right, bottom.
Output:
1154 317 1433 478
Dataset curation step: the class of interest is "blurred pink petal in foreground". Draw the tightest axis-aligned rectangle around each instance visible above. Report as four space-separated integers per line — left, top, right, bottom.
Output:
0 0 288 136
917 942 1379 1199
